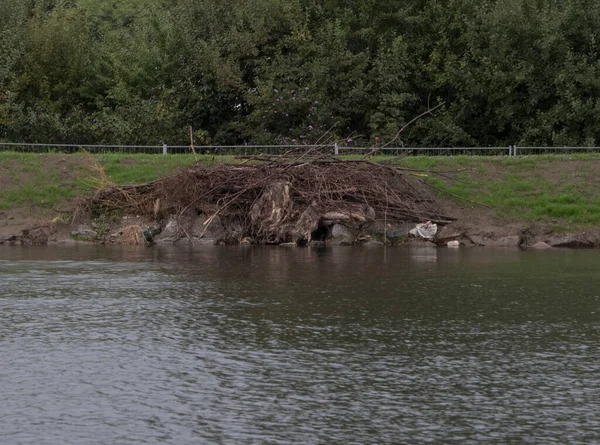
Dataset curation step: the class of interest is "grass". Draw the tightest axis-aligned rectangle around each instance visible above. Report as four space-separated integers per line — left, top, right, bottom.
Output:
2 151 600 228
94 153 233 185
0 152 180 209
0 153 80 209
391 154 600 226
0 152 226 209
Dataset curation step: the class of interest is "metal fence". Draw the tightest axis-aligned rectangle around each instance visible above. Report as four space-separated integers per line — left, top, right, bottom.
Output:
2 141 600 156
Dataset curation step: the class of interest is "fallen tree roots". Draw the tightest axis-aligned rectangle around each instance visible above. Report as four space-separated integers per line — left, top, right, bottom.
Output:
82 154 458 244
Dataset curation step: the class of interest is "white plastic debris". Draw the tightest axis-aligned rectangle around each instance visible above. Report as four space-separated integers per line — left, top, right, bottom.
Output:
409 221 438 239
447 240 460 248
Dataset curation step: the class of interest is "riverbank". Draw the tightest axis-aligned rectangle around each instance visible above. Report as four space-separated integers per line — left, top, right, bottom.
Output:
2 152 600 248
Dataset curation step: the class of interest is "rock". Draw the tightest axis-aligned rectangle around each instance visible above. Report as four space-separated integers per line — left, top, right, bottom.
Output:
191 214 226 242
22 226 53 245
70 224 98 241
363 240 384 246
373 221 413 240
530 241 552 249
328 224 353 245
405 237 436 245
493 235 522 247
325 224 354 245
468 236 486 246
435 225 466 245
0 235 17 245
55 238 78 246
469 235 521 247
447 240 460 248
220 217 245 243
142 226 161 243
330 224 350 238
546 235 594 248
385 228 409 238
192 237 216 245
155 216 182 242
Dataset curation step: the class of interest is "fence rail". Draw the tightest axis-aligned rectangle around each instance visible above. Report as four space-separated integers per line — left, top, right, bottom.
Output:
2 141 600 156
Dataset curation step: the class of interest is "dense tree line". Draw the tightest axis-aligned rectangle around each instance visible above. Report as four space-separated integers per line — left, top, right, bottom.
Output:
2 0 600 146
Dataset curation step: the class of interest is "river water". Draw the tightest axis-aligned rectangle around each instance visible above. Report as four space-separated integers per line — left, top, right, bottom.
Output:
1 245 599 444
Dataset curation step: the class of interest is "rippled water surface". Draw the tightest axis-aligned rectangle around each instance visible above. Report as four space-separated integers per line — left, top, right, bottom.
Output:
1 245 600 444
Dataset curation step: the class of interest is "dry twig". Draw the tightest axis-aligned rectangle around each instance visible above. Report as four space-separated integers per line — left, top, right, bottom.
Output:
82 153 463 243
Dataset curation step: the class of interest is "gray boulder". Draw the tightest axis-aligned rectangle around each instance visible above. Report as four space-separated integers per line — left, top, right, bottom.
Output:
546 235 594 249
328 224 353 245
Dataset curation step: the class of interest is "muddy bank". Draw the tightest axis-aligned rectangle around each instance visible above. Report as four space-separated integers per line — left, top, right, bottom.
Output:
3 154 600 249
3 205 600 250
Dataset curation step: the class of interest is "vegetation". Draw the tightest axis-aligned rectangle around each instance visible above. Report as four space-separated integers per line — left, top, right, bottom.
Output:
0 152 199 209
397 154 600 225
3 0 600 147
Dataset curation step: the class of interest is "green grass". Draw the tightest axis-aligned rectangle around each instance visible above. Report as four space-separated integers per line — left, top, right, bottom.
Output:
386 155 600 227
0 153 80 209
2 151 600 228
94 153 233 185
0 152 239 209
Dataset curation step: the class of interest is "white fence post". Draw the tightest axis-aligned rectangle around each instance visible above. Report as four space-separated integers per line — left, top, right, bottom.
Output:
334 143 339 155
163 143 168 155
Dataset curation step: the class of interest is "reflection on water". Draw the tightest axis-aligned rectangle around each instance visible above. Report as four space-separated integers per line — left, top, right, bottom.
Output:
1 245 600 444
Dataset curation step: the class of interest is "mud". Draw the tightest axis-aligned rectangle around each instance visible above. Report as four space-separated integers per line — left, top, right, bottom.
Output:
3 204 600 249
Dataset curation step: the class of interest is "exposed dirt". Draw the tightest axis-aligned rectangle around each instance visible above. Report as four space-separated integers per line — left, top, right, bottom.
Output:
0 154 86 243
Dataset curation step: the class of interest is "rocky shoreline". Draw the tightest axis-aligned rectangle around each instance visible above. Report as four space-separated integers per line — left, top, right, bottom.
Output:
2 210 599 249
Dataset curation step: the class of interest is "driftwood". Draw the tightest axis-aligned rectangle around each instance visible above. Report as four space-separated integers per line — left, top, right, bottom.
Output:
83 154 458 243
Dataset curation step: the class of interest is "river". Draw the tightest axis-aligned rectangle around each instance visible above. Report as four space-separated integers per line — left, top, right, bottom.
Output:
1 245 599 444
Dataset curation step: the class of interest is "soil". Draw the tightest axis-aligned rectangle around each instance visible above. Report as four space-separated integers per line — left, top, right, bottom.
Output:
7 198 597 248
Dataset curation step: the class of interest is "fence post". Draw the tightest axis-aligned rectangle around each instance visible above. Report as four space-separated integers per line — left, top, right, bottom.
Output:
509 145 512 157
334 143 339 155
514 144 518 158
163 143 168 155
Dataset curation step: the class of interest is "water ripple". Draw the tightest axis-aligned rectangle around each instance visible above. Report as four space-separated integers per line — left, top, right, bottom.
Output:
1 246 600 444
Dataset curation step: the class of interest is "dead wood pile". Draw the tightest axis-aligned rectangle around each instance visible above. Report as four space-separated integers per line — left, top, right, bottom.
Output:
83 154 455 243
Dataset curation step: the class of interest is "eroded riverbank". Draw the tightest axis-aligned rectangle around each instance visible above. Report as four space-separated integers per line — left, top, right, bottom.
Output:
3 152 600 249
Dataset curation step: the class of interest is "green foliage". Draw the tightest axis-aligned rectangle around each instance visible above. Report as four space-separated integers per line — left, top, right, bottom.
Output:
0 2 29 86
3 0 600 146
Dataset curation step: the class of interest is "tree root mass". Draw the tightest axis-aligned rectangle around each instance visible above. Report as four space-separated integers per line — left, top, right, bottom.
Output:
83 155 455 244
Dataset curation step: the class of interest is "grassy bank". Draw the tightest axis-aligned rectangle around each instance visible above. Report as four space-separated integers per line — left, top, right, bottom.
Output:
2 151 600 228
395 154 600 226
0 152 216 209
